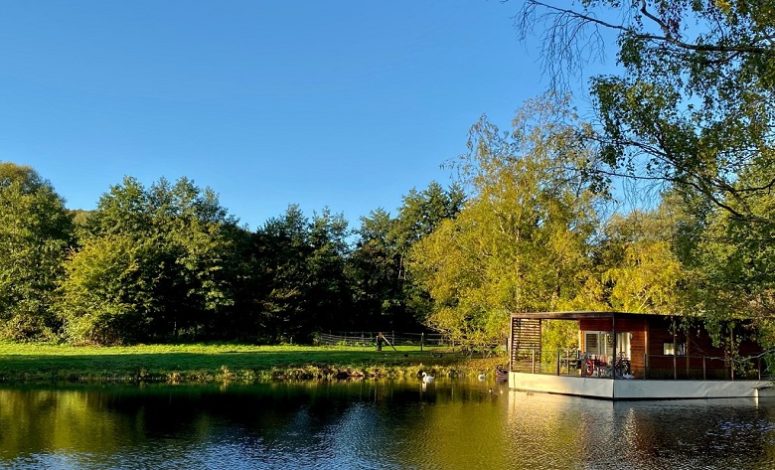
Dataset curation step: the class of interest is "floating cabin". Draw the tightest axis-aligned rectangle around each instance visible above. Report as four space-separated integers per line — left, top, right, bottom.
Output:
508 311 772 400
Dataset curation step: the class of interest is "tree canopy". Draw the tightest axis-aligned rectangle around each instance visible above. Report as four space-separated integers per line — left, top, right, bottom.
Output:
520 0 775 223
409 102 600 349
57 177 235 343
0 163 72 340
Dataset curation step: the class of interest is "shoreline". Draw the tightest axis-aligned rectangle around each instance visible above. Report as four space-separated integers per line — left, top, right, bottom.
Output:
0 343 505 385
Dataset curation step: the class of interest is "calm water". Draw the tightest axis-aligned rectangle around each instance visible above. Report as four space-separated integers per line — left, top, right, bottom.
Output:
1 381 774 469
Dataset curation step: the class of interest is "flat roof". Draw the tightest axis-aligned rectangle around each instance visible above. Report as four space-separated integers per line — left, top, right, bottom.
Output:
510 311 683 320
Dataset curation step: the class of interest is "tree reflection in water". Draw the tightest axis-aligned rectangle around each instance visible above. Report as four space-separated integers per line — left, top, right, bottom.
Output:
0 383 773 469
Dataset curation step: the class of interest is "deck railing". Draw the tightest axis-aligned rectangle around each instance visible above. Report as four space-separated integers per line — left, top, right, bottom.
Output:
511 348 769 380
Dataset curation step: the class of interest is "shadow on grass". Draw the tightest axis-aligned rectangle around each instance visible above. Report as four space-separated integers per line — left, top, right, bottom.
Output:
0 350 468 380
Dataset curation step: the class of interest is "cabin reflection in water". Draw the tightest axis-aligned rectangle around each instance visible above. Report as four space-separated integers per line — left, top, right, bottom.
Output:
508 311 771 400
504 390 775 468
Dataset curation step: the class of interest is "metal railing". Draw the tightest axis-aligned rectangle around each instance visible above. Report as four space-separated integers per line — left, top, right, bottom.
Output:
314 331 446 350
511 348 771 381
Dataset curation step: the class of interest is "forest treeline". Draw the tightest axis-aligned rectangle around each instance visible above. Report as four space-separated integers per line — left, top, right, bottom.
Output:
3 2 774 348
3 95 772 348
0 162 464 344
2 104 773 347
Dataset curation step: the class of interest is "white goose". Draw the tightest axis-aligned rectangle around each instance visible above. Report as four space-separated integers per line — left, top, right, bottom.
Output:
421 371 435 384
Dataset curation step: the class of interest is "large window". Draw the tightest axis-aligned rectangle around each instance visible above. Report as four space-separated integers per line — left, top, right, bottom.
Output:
583 331 632 358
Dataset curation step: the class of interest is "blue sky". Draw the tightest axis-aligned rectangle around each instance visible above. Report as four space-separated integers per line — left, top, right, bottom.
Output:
0 1 607 229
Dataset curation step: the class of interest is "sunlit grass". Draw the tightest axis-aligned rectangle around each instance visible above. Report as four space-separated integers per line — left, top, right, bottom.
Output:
0 342 502 384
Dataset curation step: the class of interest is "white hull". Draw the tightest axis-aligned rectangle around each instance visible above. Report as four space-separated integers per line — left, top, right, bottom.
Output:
509 372 773 400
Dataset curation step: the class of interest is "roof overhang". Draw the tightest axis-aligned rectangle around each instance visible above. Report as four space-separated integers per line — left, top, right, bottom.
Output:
510 311 683 321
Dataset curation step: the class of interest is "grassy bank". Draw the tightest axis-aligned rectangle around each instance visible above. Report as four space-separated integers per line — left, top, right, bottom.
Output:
0 343 505 384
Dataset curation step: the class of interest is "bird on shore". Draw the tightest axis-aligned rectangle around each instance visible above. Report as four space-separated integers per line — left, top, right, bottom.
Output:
421 372 435 384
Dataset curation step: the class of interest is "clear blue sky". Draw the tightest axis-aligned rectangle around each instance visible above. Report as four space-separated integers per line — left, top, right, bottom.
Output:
0 0 602 229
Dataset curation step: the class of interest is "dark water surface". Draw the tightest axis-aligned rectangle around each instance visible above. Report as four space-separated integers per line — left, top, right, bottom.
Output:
1 381 774 469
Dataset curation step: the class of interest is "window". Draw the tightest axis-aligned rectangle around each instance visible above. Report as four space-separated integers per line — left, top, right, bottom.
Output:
583 331 632 358
617 332 632 359
585 332 599 354
663 342 686 356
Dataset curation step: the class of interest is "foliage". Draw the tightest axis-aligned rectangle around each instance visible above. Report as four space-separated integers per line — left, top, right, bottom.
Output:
689 163 775 345
347 183 465 331
0 163 72 341
56 177 235 344
409 100 600 350
520 0 775 223
573 207 688 314
248 206 354 342
57 235 150 343
541 319 580 357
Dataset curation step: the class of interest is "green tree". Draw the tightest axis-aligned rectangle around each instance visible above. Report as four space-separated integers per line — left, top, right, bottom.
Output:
57 235 151 344
307 209 353 331
0 163 72 340
392 182 466 325
574 208 688 314
251 205 311 342
348 209 402 329
520 1 775 223
409 102 599 350
347 183 466 331
689 163 775 344
57 177 234 343
249 206 353 342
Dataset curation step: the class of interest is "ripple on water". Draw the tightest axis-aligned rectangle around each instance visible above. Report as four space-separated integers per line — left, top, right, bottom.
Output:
0 384 774 469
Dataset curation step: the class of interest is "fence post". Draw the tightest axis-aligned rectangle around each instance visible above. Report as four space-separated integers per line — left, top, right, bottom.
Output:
702 356 706 380
556 351 561 376
758 357 762 381
673 353 677 380
531 349 536 374
420 332 424 352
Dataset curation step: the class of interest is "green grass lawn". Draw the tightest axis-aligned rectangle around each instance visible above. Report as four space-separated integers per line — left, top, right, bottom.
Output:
0 343 502 384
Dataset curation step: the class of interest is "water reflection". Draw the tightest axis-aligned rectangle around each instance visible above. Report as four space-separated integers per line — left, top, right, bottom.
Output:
506 392 775 469
0 382 773 469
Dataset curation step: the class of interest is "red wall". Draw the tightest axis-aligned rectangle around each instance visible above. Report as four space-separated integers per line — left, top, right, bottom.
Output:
578 316 763 379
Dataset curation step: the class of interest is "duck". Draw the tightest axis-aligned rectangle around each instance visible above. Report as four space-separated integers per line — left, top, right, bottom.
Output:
477 372 486 382
421 371 435 384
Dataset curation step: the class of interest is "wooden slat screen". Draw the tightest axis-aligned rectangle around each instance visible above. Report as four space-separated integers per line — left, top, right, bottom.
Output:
510 317 541 372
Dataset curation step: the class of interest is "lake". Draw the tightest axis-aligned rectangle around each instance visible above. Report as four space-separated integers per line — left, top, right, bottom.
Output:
1 380 774 469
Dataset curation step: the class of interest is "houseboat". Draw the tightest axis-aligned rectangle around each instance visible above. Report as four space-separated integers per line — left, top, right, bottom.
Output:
508 311 772 400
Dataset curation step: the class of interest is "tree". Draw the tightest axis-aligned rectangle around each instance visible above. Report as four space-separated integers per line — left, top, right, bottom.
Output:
250 205 311 342
0 163 72 340
306 209 353 331
392 181 466 255
248 206 354 342
392 182 466 325
57 235 152 344
57 177 235 343
574 208 687 314
348 209 402 328
409 102 600 350
347 183 466 331
519 1 775 223
689 163 775 345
